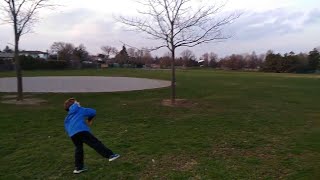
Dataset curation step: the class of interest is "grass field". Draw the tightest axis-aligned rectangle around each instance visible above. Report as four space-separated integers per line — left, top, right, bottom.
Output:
0 69 319 179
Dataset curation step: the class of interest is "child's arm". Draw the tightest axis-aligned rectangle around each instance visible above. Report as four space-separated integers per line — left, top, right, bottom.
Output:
83 108 96 126
87 116 95 126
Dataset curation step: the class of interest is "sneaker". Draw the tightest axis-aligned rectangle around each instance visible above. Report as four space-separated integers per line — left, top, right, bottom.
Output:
109 154 120 162
73 167 87 174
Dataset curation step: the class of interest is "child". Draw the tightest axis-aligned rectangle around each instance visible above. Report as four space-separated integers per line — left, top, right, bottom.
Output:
64 98 120 174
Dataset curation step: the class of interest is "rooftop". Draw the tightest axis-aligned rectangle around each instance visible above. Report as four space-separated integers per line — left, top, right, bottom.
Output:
20 51 48 54
0 52 14 58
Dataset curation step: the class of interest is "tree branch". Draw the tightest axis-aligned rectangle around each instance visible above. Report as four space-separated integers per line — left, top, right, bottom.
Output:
116 0 241 53
120 40 167 52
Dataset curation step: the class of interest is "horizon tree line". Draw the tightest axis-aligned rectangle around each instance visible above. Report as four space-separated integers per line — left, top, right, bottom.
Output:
2 42 319 72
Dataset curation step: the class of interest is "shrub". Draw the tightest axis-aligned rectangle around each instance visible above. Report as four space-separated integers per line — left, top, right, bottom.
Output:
20 55 67 70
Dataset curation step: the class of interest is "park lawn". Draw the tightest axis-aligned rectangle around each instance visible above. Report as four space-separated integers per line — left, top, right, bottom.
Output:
0 69 319 179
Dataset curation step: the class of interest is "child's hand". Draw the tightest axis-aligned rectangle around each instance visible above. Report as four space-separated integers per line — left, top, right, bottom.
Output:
86 119 93 126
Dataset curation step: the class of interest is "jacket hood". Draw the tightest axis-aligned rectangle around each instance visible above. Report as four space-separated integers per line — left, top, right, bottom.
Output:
68 103 80 114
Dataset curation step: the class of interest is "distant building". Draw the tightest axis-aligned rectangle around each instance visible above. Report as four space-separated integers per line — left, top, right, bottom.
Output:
90 55 103 62
150 64 160 69
0 53 14 61
0 50 49 60
20 51 49 60
0 53 14 71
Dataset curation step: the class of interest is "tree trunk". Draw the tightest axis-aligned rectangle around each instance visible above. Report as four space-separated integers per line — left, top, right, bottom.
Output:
14 38 23 101
171 48 176 104
11 0 23 101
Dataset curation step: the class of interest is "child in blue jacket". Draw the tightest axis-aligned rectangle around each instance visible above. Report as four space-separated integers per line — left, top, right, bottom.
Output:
64 98 120 174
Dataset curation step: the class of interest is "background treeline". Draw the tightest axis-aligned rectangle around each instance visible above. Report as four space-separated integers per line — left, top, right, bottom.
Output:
1 42 319 73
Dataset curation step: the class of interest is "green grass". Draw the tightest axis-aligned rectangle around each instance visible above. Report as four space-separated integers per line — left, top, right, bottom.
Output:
0 69 319 179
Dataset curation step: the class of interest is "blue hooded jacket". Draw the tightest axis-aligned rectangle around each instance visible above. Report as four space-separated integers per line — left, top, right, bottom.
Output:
64 103 96 137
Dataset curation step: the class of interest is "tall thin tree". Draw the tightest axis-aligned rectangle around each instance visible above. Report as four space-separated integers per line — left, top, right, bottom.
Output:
1 0 53 101
118 0 240 104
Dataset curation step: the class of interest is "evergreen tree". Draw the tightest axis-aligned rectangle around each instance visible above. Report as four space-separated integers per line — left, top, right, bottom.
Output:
3 46 13 53
263 53 282 72
308 48 320 71
115 46 129 65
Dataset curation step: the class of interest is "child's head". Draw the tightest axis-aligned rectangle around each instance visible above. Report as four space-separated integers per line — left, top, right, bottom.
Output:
64 98 76 111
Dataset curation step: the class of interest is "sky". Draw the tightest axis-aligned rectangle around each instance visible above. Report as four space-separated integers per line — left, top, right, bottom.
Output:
0 0 319 58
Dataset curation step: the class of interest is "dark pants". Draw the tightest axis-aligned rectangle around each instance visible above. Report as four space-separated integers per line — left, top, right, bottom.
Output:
71 131 114 169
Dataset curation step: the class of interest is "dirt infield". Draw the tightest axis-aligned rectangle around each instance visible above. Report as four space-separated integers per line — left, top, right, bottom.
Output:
0 76 170 93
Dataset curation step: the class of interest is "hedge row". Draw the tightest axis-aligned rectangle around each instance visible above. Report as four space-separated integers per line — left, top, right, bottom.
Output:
20 56 68 70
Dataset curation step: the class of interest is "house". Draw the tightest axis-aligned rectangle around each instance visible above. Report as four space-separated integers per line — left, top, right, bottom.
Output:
90 55 103 62
0 53 14 71
20 51 49 60
0 50 49 60
0 52 14 61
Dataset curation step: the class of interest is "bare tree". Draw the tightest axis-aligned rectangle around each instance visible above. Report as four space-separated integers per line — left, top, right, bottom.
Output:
118 0 240 103
50 42 75 61
127 47 136 57
209 52 218 61
202 53 209 61
1 0 53 101
209 52 218 68
101 46 118 58
181 49 195 61
202 52 209 67
126 47 153 66
141 48 153 66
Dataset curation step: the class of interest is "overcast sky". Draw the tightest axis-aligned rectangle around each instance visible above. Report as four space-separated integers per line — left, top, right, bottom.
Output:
0 0 319 57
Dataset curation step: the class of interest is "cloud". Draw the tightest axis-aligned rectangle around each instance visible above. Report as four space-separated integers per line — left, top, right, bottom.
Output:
0 25 14 49
226 8 309 41
40 8 98 31
304 9 320 25
1 1 319 57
